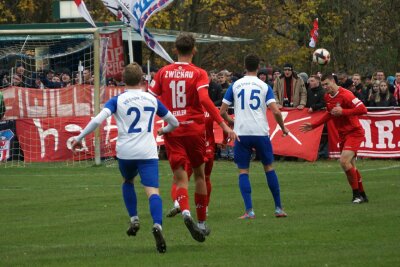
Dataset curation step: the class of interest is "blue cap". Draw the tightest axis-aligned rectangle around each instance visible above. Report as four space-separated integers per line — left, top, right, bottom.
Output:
387 76 395 85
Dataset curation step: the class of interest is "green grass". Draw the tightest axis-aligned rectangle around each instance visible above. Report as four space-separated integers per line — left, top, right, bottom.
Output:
1 159 399 266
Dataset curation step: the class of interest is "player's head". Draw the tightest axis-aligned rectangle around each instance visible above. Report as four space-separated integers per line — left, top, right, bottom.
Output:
244 54 260 72
123 63 143 86
175 33 196 56
321 73 338 94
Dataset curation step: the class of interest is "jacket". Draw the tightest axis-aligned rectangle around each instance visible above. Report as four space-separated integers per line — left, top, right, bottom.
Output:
273 74 307 107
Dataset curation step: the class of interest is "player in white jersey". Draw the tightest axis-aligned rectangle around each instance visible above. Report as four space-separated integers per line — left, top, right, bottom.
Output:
220 54 289 219
71 63 179 253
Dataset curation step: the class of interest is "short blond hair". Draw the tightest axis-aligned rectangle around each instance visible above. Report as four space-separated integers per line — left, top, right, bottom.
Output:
123 63 143 86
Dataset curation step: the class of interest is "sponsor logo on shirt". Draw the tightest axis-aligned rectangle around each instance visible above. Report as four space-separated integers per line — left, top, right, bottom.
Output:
165 70 194 78
172 110 187 116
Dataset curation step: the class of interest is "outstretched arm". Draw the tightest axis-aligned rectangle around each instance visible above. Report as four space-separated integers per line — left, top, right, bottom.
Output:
72 108 111 150
198 88 237 141
300 111 330 132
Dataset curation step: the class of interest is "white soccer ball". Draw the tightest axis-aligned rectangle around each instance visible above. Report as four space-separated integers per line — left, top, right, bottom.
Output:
312 48 331 65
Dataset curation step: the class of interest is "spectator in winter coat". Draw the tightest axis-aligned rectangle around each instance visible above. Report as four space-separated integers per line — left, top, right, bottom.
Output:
305 75 325 113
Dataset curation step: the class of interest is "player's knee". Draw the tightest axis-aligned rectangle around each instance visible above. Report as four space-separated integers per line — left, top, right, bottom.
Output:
123 179 134 184
146 188 160 198
339 158 350 169
264 164 274 172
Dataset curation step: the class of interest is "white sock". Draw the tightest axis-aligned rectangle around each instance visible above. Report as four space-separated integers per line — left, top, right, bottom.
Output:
174 200 180 209
153 223 162 230
130 216 139 222
182 210 191 217
197 221 206 230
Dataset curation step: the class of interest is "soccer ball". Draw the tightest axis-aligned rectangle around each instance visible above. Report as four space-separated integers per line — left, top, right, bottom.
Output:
312 48 331 65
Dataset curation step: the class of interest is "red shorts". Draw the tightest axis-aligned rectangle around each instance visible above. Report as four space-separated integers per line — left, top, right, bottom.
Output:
339 133 365 153
164 135 206 170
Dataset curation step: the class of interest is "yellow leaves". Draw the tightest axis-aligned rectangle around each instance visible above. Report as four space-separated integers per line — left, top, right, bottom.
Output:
0 1 15 23
17 0 36 14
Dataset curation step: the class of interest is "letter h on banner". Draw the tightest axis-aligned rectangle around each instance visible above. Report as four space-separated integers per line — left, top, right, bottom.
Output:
33 119 59 158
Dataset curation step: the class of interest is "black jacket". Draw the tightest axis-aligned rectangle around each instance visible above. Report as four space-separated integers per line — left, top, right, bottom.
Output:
208 81 222 106
306 86 325 110
372 94 398 107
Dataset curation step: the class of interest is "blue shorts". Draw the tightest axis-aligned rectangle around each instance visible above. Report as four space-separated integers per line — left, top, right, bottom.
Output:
118 159 159 188
234 136 274 169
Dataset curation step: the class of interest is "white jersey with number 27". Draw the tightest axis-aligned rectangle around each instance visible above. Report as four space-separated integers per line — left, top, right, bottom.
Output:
105 90 168 160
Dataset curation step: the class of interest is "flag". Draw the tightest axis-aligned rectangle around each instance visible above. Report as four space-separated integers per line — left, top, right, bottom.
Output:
0 129 14 162
102 0 174 63
74 0 97 28
309 18 318 48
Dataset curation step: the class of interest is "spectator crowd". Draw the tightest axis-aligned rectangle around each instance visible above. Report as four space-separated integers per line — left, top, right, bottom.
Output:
1 62 400 109
206 66 400 109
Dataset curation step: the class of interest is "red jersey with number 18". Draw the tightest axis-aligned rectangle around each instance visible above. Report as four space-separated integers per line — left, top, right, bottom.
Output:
149 62 210 137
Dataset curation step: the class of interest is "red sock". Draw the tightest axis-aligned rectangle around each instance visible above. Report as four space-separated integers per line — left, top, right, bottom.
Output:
205 160 213 207
345 167 359 190
195 193 207 221
170 182 177 202
205 176 212 206
176 187 190 212
356 169 365 193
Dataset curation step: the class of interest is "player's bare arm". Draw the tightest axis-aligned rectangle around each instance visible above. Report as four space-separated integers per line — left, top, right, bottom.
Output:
268 102 289 136
220 121 238 142
219 102 234 126
299 122 313 132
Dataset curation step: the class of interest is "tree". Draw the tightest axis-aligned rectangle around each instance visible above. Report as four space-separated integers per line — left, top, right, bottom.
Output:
2 0 399 76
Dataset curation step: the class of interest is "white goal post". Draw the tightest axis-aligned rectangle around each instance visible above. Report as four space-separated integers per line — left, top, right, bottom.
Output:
0 28 104 166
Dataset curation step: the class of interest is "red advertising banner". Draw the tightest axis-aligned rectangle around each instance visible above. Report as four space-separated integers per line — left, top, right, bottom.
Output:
14 109 326 162
5 85 399 162
212 109 326 161
1 85 126 120
327 110 400 158
15 115 168 162
101 29 124 80
266 109 326 161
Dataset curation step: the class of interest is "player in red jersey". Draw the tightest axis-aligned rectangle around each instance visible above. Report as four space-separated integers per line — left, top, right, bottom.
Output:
300 74 368 203
149 33 236 242
166 111 215 218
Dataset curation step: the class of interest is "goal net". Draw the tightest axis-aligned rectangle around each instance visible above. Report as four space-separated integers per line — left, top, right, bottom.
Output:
0 28 119 167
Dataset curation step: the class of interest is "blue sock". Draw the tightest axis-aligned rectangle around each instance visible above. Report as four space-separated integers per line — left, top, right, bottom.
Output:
265 170 282 208
239 173 252 211
149 194 163 226
122 182 137 217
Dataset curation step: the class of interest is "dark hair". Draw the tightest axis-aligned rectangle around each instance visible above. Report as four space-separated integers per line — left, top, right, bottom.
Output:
175 33 196 56
244 54 259 72
321 73 335 82
309 75 321 81
342 79 354 89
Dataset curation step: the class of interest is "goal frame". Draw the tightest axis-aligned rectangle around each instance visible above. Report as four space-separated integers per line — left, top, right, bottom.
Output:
0 28 102 165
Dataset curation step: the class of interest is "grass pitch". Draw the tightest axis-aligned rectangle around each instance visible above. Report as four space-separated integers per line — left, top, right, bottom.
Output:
1 159 399 266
